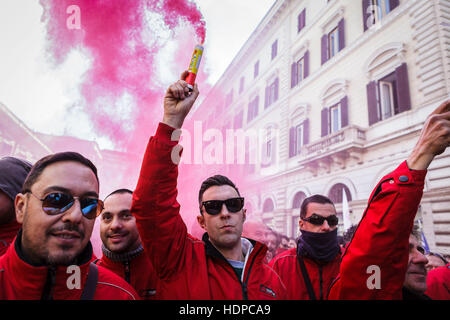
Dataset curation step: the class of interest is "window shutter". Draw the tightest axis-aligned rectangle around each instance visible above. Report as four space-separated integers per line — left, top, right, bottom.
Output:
289 127 297 158
395 63 411 113
274 78 279 102
303 118 310 145
340 96 349 128
321 34 328 65
265 86 269 109
298 9 306 32
254 96 259 117
304 50 310 79
367 81 379 125
389 0 399 11
321 108 329 137
362 0 371 32
338 18 345 51
271 139 276 164
291 62 298 88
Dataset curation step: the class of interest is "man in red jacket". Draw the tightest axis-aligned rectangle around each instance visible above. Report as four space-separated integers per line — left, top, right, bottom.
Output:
270 194 341 300
328 100 450 299
96 188 159 299
426 262 450 300
132 72 286 299
0 157 32 256
0 152 138 300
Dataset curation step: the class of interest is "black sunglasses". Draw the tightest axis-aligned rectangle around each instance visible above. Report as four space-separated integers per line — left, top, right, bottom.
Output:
201 197 244 215
302 214 339 226
27 192 103 220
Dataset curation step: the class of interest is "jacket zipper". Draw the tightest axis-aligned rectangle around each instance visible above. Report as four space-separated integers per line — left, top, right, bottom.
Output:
123 261 131 284
41 266 56 300
241 245 263 300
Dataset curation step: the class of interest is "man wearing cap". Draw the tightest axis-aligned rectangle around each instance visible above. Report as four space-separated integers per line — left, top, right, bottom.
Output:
0 157 32 256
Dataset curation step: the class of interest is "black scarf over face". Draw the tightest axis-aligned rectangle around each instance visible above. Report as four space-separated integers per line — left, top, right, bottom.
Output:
297 228 340 263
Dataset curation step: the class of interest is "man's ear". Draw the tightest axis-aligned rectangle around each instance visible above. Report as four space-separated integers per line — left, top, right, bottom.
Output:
197 214 206 231
242 208 247 222
15 193 27 224
298 218 304 231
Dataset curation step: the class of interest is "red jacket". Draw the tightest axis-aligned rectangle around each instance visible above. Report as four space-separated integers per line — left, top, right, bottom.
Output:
132 123 286 300
0 220 21 257
0 234 139 300
95 248 159 299
328 161 427 299
425 263 450 300
270 248 341 300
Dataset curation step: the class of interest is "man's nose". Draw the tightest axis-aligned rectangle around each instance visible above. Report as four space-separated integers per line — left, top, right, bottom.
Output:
321 220 331 232
61 199 83 224
110 216 123 230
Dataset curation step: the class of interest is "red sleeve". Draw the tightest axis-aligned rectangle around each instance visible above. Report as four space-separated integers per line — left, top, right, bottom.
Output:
131 122 189 280
328 161 427 300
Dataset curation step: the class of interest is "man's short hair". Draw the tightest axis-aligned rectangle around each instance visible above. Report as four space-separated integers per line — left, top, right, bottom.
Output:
198 175 240 205
299 194 335 219
104 188 133 201
21 152 99 193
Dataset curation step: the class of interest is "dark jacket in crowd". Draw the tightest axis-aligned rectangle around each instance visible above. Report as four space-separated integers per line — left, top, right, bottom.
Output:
0 157 32 256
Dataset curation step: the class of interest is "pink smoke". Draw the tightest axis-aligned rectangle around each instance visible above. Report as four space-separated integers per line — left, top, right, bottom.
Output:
39 0 206 152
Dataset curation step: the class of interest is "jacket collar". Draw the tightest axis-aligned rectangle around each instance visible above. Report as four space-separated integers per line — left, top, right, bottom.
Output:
201 232 267 264
5 229 93 299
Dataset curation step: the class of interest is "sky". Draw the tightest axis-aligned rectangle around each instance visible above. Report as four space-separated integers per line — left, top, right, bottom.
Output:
0 0 276 150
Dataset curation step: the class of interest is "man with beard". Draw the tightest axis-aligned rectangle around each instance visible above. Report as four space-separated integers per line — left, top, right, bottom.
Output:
0 152 138 300
270 195 341 300
0 157 32 256
95 189 159 299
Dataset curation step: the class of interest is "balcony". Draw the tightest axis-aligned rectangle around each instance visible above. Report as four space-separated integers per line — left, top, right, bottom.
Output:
297 125 366 174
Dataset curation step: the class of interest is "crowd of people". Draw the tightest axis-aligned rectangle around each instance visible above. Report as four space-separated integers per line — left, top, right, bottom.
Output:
0 73 449 300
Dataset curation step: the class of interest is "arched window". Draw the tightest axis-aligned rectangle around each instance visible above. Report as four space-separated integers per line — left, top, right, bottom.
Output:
328 183 352 204
292 191 307 209
262 198 274 213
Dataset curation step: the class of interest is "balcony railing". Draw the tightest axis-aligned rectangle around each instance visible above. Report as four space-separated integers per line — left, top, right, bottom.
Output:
298 125 366 165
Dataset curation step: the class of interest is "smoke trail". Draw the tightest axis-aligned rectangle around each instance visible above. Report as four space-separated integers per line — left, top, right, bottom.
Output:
39 0 206 154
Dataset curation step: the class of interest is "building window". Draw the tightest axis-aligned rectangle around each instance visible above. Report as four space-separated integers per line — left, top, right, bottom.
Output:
291 51 310 89
271 40 278 60
262 126 276 168
363 0 399 31
265 77 279 109
263 198 274 213
321 96 349 137
367 63 410 126
247 96 259 123
322 19 345 64
254 61 259 78
233 110 243 129
379 80 396 120
266 129 272 159
292 191 307 209
328 27 339 60
328 183 352 204
289 119 309 158
239 76 245 94
330 103 342 134
298 9 306 33
225 90 233 107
